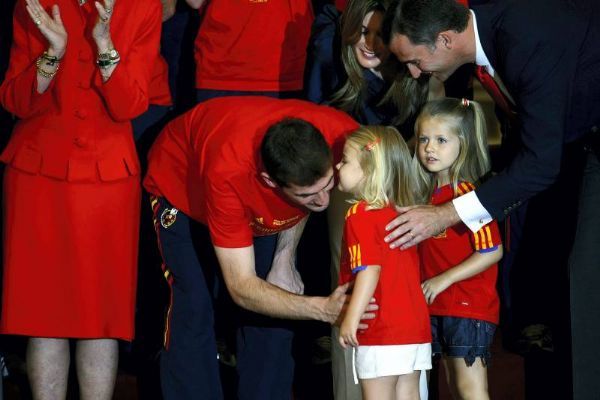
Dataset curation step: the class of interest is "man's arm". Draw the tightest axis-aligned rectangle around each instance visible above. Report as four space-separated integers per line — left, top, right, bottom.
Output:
215 245 348 323
266 216 308 294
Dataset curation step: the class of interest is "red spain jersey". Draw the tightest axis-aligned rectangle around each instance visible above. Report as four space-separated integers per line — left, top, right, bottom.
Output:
419 182 501 324
144 96 358 248
194 0 313 92
339 202 431 345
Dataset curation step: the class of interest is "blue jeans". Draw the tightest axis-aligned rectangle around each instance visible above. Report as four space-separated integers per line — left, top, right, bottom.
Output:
430 316 496 366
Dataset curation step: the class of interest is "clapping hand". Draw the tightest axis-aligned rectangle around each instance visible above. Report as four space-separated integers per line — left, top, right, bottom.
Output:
25 0 67 58
92 0 115 50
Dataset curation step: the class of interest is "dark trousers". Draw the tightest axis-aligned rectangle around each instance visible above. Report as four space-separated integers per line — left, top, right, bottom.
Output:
154 197 294 400
236 238 295 400
570 148 600 400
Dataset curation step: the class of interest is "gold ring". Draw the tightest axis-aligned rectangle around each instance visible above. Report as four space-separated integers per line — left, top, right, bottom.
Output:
105 7 112 13
35 19 41 25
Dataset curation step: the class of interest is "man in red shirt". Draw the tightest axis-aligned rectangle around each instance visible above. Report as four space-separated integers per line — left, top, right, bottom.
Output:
144 96 368 400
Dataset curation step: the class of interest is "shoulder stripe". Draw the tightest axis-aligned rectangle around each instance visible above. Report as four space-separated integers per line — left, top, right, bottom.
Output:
345 203 360 219
473 229 481 250
348 243 362 269
457 181 475 196
484 226 493 248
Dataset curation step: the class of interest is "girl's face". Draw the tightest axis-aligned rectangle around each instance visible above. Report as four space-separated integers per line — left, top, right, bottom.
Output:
353 11 389 71
417 116 461 186
336 141 365 195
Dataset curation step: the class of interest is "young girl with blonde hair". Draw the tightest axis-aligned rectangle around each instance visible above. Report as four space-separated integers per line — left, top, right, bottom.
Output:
337 126 431 399
414 98 503 399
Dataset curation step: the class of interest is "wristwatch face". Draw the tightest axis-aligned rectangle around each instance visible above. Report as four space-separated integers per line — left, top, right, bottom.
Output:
98 49 119 61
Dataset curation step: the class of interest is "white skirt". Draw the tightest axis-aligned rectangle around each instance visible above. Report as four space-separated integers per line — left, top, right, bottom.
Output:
355 343 432 380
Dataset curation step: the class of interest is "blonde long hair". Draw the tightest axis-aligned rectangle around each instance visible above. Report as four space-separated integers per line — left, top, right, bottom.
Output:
347 126 416 209
330 0 428 125
413 98 491 202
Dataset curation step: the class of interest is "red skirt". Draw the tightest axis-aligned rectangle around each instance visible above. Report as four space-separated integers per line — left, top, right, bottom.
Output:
0 167 140 340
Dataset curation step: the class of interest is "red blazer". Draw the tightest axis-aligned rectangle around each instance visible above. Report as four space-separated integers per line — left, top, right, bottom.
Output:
0 0 162 182
149 55 172 106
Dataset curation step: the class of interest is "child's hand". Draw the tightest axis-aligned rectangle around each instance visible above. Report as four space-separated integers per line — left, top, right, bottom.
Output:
421 275 452 304
338 320 359 349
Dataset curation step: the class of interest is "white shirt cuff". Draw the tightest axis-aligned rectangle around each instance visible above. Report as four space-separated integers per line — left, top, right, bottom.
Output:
452 190 493 233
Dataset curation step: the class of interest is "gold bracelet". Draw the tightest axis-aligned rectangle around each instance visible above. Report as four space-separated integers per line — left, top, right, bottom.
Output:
35 56 59 79
40 51 62 66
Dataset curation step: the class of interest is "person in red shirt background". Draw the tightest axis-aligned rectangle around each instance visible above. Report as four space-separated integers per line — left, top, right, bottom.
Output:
0 0 161 398
144 96 377 400
413 98 503 399
193 0 314 102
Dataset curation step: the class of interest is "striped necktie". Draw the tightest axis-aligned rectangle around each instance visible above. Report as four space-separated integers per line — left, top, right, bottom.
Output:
474 65 517 121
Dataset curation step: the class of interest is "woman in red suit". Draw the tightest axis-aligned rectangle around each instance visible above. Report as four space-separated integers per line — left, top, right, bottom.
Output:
0 0 160 397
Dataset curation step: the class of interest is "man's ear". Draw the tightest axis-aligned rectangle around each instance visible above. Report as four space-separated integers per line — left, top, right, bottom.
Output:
260 172 278 188
437 31 454 49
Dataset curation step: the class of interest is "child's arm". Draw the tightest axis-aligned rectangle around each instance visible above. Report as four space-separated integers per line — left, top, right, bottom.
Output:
339 265 381 349
421 245 503 305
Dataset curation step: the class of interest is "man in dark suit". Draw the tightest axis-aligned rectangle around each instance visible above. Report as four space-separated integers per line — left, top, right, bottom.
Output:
381 0 600 398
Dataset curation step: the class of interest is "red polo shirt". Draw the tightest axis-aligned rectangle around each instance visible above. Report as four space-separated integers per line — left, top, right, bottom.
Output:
419 182 501 324
144 96 358 247
194 0 314 92
339 202 431 345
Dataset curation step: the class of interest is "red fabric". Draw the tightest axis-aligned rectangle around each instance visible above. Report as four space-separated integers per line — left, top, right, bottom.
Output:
1 169 140 339
194 0 314 92
144 96 358 248
419 183 501 324
149 55 172 106
339 202 431 346
474 65 517 121
334 0 347 11
0 0 162 182
0 0 160 339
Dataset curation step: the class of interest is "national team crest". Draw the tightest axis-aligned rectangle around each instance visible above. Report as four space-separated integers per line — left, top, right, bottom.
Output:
161 208 179 228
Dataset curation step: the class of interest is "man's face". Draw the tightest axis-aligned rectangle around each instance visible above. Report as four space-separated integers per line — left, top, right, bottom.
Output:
389 34 460 82
280 168 335 212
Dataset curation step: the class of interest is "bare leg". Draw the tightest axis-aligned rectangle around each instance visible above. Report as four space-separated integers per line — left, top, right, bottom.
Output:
361 375 398 400
27 337 70 400
75 339 118 400
396 371 421 400
443 357 489 400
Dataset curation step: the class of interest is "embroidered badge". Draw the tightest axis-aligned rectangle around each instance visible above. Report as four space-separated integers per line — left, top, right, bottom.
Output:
160 208 179 229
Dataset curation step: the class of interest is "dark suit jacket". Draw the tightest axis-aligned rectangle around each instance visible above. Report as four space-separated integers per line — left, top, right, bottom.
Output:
472 0 600 219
